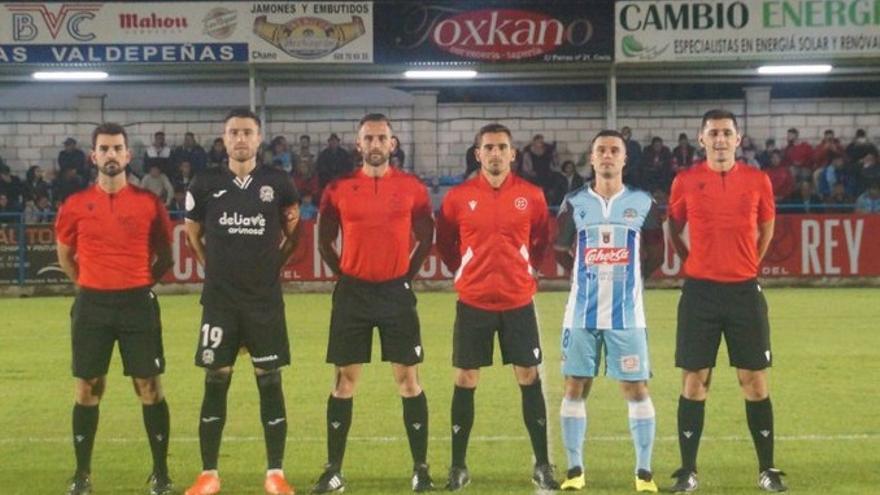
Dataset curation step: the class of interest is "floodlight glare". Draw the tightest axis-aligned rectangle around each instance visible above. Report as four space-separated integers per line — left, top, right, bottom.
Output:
404 70 478 79
757 65 832 75
32 71 109 81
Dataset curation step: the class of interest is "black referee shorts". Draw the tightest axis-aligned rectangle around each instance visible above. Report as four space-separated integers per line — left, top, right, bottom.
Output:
453 300 543 369
327 275 423 366
676 278 772 371
71 287 165 379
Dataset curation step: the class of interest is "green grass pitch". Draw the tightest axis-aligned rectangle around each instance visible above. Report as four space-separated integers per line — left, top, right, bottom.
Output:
0 288 877 494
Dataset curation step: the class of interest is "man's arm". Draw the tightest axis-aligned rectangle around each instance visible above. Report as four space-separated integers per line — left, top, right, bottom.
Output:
554 197 576 274
408 214 435 281
151 242 173 282
279 203 302 265
184 219 206 266
757 219 775 262
57 242 78 284
317 211 342 276
668 217 689 263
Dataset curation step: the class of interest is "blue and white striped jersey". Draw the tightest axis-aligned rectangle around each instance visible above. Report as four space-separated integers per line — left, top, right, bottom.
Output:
555 186 661 330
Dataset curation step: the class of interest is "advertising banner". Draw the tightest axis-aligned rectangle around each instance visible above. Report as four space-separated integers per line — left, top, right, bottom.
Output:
0 1 372 64
616 0 880 63
375 1 613 64
2 215 877 285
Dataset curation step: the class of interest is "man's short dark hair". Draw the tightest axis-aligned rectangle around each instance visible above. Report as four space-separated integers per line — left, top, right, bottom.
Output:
787 127 799 135
591 129 626 151
92 123 128 148
477 123 513 144
358 113 392 132
855 128 867 138
154 131 165 137
224 108 261 129
700 109 739 131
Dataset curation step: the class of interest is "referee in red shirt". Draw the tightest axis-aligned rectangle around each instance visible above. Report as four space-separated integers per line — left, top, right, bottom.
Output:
667 110 787 493
436 123 558 491
312 114 435 493
55 123 174 495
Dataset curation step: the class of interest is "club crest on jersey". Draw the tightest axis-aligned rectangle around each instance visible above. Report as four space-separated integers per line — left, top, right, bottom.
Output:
623 208 638 221
260 185 274 203
468 200 477 211
514 197 528 210
202 349 215 365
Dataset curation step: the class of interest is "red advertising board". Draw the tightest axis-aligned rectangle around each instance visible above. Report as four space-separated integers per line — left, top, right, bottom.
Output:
162 214 880 284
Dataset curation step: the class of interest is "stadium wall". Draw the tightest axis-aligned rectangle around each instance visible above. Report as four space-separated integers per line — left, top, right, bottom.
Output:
2 96 880 176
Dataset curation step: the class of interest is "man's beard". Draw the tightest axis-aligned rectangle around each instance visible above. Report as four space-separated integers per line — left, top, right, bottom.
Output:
98 161 123 177
485 161 506 176
364 150 389 167
231 149 255 162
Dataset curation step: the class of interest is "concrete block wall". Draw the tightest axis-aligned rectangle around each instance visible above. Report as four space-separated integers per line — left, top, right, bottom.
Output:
1 97 879 177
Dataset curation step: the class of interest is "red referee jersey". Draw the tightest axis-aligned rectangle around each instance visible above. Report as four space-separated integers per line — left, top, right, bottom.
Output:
319 167 432 282
668 162 775 282
437 173 550 311
55 184 173 290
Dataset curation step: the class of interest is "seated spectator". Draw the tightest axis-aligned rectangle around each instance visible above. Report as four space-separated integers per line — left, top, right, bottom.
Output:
23 194 54 223
814 129 845 169
672 133 696 171
293 160 319 198
390 136 407 171
855 181 880 213
54 167 86 204
0 163 25 209
168 186 187 219
784 180 824 214
266 135 293 173
207 137 227 168
816 154 857 198
58 137 88 180
171 132 207 174
740 146 762 169
174 160 195 190
782 127 815 180
0 192 19 223
825 183 854 213
560 160 585 192
620 126 643 183
139 163 174 206
766 150 795 203
756 138 777 169
144 131 173 177
295 135 315 172
316 133 354 190
464 133 480 178
24 165 51 203
856 150 880 194
846 128 878 164
300 193 318 221
520 134 559 184
640 137 674 192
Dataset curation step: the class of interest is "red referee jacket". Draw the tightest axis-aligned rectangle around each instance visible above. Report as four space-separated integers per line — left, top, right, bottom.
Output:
436 173 550 311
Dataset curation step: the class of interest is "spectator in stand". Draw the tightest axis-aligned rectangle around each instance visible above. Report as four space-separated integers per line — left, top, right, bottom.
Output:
756 138 778 169
299 192 318 221
24 165 51 203
0 193 18 223
560 160 585 193
167 186 187 219
784 179 824 214
206 137 227 168
171 132 207 175
58 137 88 180
316 133 353 191
817 154 857 199
766 150 795 204
174 160 195 191
856 150 880 194
620 127 643 184
782 127 814 180
390 136 407 171
672 133 697 171
464 133 480 178
542 169 569 208
139 163 174 207
521 134 559 186
741 146 762 169
845 129 878 164
855 181 880 213
641 136 674 193
266 135 293 173
23 194 54 223
292 159 319 199
814 129 845 169
825 183 854 213
144 131 173 178
0 163 25 209
295 135 315 172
